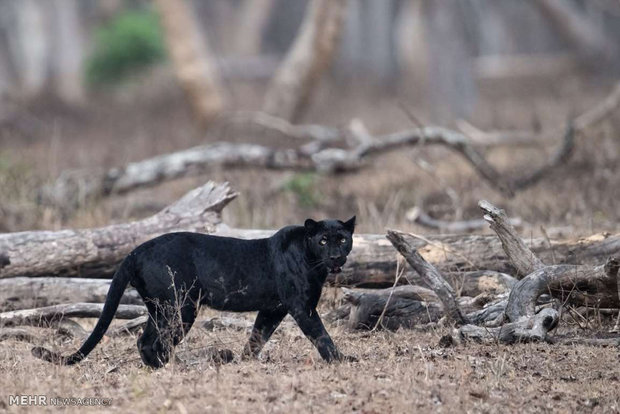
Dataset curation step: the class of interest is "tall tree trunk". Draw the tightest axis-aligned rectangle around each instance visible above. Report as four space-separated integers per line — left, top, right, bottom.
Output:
263 0 348 122
534 0 615 66
234 0 275 56
51 0 85 104
6 0 52 98
420 0 477 122
154 0 226 125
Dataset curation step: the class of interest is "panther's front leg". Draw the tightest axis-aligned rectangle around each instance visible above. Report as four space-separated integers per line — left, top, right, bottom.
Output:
289 308 349 362
242 308 288 358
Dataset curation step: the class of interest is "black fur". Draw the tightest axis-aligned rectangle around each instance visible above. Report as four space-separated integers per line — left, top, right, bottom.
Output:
32 216 356 368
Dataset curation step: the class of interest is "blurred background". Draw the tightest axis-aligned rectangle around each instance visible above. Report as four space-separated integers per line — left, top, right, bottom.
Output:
0 0 619 235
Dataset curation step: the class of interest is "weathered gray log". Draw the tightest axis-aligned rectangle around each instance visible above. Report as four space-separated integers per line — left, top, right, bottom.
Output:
479 200 544 277
342 286 443 330
218 227 620 288
0 327 39 343
1 226 617 295
550 336 620 347
0 181 236 279
406 206 522 233
480 200 619 308
202 317 254 332
0 303 147 327
453 202 619 345
107 316 149 337
386 229 466 325
447 270 517 297
343 285 439 304
54 319 88 339
452 308 559 345
506 259 620 320
323 304 352 324
464 297 508 327
339 285 500 330
0 277 142 311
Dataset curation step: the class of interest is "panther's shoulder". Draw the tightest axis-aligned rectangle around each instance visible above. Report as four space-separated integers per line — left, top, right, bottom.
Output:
270 225 305 250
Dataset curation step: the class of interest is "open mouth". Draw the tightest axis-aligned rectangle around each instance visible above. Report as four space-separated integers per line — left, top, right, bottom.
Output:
329 266 342 274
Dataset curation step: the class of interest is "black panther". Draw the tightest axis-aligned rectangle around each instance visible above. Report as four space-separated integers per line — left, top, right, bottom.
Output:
32 217 356 368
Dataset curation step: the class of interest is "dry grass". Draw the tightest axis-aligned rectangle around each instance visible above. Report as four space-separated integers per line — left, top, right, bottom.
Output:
1 304 620 413
1 73 619 412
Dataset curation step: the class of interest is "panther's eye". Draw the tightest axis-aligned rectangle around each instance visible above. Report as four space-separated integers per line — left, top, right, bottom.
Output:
319 238 327 246
340 238 347 244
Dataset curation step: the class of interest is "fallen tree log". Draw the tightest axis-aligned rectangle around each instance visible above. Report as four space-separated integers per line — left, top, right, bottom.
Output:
338 285 500 330
343 286 444 330
0 327 39 342
218 227 620 287
0 277 142 311
0 303 147 327
447 270 517 297
217 227 620 288
452 308 559 345
1 224 614 290
0 181 237 279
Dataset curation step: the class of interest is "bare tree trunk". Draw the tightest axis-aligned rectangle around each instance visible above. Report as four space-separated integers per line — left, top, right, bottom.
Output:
263 0 348 122
0 1 17 99
50 0 85 104
6 0 52 98
534 0 615 65
0 181 236 279
234 0 275 55
154 0 226 125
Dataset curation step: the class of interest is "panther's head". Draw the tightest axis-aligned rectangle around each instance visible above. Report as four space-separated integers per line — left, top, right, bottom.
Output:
304 216 355 273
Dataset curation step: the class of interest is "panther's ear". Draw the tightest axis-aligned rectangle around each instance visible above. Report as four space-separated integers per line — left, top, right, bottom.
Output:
304 219 318 233
343 216 356 233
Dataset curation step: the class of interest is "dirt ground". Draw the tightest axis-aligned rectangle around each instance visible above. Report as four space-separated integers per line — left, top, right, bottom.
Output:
0 73 619 412
1 309 619 413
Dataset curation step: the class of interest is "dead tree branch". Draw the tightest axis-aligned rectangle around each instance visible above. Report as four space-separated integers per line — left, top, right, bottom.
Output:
479 200 545 277
452 201 618 345
386 229 466 325
37 81 620 208
406 205 522 233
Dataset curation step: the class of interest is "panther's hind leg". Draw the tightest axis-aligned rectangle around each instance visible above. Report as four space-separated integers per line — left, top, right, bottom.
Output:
242 308 288 359
171 302 198 346
137 302 198 368
137 317 168 368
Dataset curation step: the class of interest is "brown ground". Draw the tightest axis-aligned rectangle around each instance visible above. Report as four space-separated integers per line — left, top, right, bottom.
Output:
1 310 620 413
0 71 619 412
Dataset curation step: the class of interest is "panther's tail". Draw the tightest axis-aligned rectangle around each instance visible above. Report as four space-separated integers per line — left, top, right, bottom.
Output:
32 255 135 365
